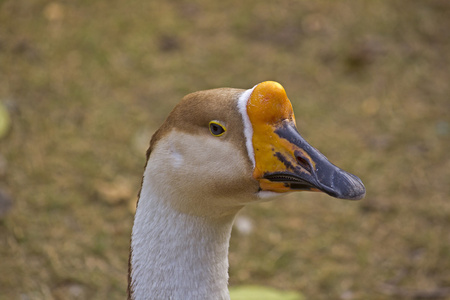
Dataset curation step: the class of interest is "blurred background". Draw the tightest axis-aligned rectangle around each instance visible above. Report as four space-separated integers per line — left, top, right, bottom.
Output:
1 0 449 299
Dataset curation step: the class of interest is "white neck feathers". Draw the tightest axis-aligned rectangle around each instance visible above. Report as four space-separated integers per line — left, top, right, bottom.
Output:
129 162 236 300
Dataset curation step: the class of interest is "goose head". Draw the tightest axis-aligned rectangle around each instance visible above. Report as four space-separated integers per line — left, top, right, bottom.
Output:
144 81 365 217
129 81 366 299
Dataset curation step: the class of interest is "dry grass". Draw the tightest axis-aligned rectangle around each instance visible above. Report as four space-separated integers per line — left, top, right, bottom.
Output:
1 0 449 299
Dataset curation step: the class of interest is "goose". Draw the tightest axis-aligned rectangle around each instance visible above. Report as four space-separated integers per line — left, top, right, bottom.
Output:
128 81 365 299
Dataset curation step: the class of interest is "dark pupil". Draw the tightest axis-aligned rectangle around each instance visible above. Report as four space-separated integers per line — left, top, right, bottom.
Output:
211 124 224 135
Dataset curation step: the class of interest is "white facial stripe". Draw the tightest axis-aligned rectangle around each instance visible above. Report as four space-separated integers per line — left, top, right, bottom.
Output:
237 85 257 168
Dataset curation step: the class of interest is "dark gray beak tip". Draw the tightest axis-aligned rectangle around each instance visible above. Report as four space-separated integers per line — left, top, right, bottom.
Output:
332 171 366 200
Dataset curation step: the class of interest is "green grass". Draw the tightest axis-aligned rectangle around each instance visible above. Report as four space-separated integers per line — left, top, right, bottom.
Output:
1 0 449 299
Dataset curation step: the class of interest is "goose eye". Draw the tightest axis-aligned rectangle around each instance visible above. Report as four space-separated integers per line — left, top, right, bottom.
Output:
209 121 226 136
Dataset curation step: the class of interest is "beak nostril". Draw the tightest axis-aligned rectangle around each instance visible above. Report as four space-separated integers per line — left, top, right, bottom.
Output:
296 155 312 174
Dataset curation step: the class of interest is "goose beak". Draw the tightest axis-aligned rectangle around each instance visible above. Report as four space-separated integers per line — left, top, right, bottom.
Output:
247 81 365 200
256 120 365 200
